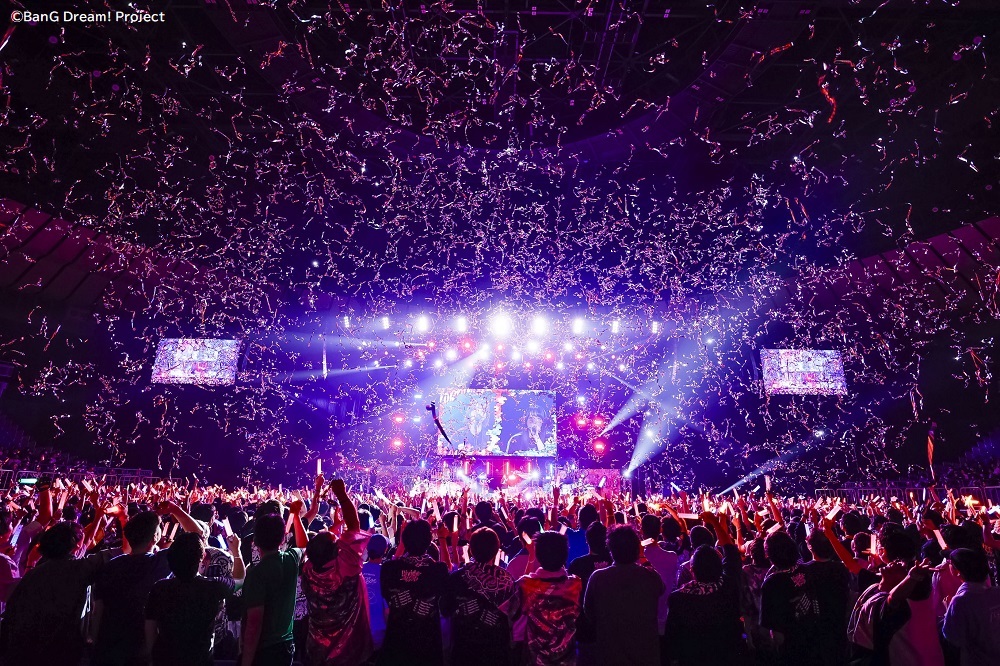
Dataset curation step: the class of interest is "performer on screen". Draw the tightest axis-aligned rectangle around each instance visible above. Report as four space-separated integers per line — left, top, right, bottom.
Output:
453 397 497 452
505 410 551 454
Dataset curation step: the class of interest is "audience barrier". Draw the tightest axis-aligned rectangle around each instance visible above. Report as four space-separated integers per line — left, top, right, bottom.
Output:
816 485 1000 505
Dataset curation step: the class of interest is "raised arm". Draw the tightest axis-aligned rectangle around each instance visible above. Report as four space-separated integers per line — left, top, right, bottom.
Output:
330 479 359 532
821 518 863 575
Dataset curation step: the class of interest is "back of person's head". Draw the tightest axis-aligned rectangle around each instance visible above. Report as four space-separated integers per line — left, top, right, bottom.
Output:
254 513 286 551
535 531 569 572
764 530 798 569
255 500 281 519
607 525 641 565
585 521 608 554
949 548 989 584
517 516 543 540
305 531 339 569
885 508 905 525
402 519 433 556
579 504 599 529
167 532 206 579
474 501 494 523
469 527 501 564
690 525 715 549
640 514 661 540
748 537 768 567
124 511 161 549
852 532 871 558
940 524 968 550
661 516 681 540
62 506 79 523
841 511 865 536
881 530 917 563
190 503 216 524
367 534 389 560
806 531 836 560
525 507 545 524
357 509 373 532
38 522 79 560
691 544 724 583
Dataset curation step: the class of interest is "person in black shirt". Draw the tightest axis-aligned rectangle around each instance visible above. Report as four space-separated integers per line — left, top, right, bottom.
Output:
379 519 449 666
760 530 822 666
664 513 746 666
145 532 230 666
93 510 172 666
442 527 515 666
803 530 851 666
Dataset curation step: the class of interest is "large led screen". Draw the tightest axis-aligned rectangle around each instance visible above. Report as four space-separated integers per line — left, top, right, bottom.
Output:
151 338 240 386
761 349 847 396
436 389 557 456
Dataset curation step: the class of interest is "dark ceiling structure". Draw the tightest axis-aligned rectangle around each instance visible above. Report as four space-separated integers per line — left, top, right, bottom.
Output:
0 0 997 485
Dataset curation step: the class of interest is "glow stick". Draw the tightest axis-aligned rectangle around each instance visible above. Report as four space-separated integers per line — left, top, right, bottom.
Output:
316 459 322 475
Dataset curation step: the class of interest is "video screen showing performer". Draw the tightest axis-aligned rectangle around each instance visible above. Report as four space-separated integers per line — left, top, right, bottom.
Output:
436 389 557 456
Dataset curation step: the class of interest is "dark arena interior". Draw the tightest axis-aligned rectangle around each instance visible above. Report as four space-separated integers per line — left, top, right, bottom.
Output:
0 1 999 665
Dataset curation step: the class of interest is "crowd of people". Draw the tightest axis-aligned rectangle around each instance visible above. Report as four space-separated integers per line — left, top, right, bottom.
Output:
0 468 998 666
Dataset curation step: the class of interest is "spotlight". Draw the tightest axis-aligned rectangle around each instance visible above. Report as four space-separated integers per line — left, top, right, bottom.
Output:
511 350 523 362
572 317 585 334
618 363 627 372
576 395 586 404
445 349 458 361
593 416 605 428
311 260 320 268
342 315 350 328
611 320 620 334
563 342 574 352
531 315 548 336
403 359 413 368
586 362 595 370
814 429 826 438
556 362 565 370
576 417 588 427
454 315 468 333
527 340 541 354
433 358 444 368
530 470 540 480
391 438 404 448
462 340 473 350
706 338 715 344
392 414 405 424
593 440 606 454
491 312 513 338
381 316 391 330
416 315 430 332
651 321 660 334
623 469 632 479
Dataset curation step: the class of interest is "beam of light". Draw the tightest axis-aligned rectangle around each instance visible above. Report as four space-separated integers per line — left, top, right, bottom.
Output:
274 364 398 383
626 400 674 474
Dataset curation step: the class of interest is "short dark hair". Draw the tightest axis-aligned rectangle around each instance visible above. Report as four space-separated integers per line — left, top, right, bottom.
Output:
357 509 373 532
517 516 543 539
806 531 836 560
305 531 339 569
949 548 989 583
401 519 433 556
689 525 714 549
748 537 768 567
607 525 641 565
881 530 917 563
661 516 681 540
124 511 161 548
254 513 286 551
167 532 206 579
764 530 798 569
579 504 599 530
691 544 723 583
474 501 494 522
640 514 661 540
535 531 569 571
585 522 608 553
38 522 79 559
469 527 500 563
